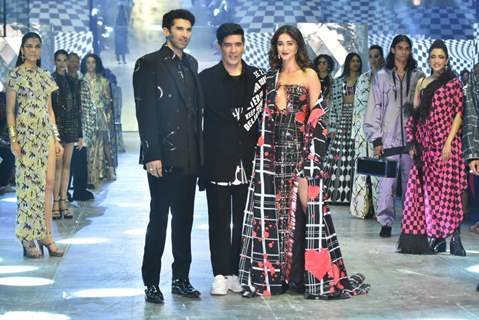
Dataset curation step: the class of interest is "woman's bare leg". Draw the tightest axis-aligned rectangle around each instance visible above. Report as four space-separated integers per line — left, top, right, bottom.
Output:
60 143 74 203
298 177 308 214
52 151 62 214
45 139 57 243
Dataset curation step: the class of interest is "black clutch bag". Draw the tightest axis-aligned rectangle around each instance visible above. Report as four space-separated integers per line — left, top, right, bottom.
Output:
355 147 408 178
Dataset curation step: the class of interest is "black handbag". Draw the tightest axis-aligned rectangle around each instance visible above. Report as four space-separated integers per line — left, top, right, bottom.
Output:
356 147 408 178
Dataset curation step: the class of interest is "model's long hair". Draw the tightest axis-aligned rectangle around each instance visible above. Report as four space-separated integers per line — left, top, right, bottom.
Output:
385 34 417 71
268 25 311 71
340 52 362 78
385 34 418 99
80 53 105 75
16 32 42 67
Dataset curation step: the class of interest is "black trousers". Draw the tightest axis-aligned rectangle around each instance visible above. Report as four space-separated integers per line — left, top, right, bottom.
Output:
290 204 306 288
70 147 88 192
142 173 196 286
206 183 247 276
0 147 14 186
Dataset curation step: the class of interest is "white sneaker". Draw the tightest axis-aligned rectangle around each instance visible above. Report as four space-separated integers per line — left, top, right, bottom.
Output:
227 275 243 293
211 275 228 295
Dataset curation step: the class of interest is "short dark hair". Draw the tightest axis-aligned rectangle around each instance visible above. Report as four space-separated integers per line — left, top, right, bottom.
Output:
369 45 384 58
68 52 80 59
216 23 244 44
54 49 68 61
162 9 195 30
80 53 105 75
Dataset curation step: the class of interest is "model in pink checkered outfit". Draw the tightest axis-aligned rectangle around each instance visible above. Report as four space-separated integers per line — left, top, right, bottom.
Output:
397 40 467 255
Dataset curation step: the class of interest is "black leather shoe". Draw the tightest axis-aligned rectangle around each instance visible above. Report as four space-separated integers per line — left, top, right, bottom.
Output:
73 190 95 201
145 285 164 304
171 279 201 298
379 226 392 238
450 228 466 256
429 238 446 253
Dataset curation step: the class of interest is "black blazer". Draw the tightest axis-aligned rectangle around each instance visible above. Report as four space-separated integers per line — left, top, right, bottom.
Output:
133 45 204 171
199 61 264 181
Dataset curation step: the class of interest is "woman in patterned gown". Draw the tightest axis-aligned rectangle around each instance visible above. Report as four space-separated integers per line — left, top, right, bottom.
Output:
350 45 384 219
325 53 362 204
80 54 116 188
397 40 467 255
5 32 64 257
238 25 369 299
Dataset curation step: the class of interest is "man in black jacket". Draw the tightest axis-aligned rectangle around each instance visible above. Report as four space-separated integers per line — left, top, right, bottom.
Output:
133 9 203 303
199 23 264 295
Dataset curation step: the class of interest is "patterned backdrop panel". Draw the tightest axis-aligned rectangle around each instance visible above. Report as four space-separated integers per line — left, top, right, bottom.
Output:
30 0 90 33
235 0 477 40
55 32 93 59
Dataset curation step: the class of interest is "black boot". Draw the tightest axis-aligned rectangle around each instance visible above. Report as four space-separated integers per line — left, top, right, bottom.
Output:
450 228 466 256
171 278 201 298
145 285 164 303
429 238 446 253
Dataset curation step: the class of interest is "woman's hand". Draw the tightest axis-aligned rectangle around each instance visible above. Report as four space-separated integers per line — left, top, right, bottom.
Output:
77 138 84 150
409 145 416 159
441 141 452 161
55 141 64 157
10 141 22 158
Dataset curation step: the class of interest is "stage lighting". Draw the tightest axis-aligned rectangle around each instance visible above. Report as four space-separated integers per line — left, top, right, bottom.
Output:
0 276 54 286
0 266 39 274
0 197 16 203
412 0 422 6
56 237 110 245
64 288 143 299
0 312 70 320
466 264 479 273
123 228 145 236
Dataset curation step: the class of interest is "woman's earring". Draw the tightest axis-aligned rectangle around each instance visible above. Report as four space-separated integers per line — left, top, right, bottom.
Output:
21 52 25 60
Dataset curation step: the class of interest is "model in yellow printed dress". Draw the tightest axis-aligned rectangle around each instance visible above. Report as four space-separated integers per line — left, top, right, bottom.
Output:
5 32 65 258
80 53 116 188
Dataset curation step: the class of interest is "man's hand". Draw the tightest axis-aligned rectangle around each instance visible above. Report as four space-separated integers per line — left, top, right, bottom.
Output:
409 145 416 159
374 145 384 157
469 160 479 176
146 160 162 178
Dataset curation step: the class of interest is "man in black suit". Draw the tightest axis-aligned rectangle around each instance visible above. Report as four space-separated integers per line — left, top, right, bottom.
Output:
133 9 203 303
199 23 264 295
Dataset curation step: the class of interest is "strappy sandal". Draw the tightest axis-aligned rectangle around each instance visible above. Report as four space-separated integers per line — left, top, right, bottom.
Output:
52 198 61 219
38 233 64 257
60 199 73 219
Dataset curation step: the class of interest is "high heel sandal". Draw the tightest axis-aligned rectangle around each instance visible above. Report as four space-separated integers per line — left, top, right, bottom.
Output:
60 199 73 219
52 198 62 219
38 239 64 257
21 240 42 258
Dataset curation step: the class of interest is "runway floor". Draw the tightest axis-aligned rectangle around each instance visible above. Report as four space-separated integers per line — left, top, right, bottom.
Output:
0 133 478 320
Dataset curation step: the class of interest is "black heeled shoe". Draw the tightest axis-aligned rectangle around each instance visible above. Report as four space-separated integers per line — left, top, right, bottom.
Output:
171 279 201 298
450 228 466 256
429 238 446 253
38 240 64 257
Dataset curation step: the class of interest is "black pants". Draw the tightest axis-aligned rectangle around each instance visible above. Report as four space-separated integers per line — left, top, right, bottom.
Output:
206 183 247 276
0 147 14 186
142 173 196 286
70 147 88 192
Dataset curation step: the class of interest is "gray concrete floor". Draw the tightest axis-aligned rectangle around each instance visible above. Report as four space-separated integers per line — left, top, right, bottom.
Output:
1 132 479 320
